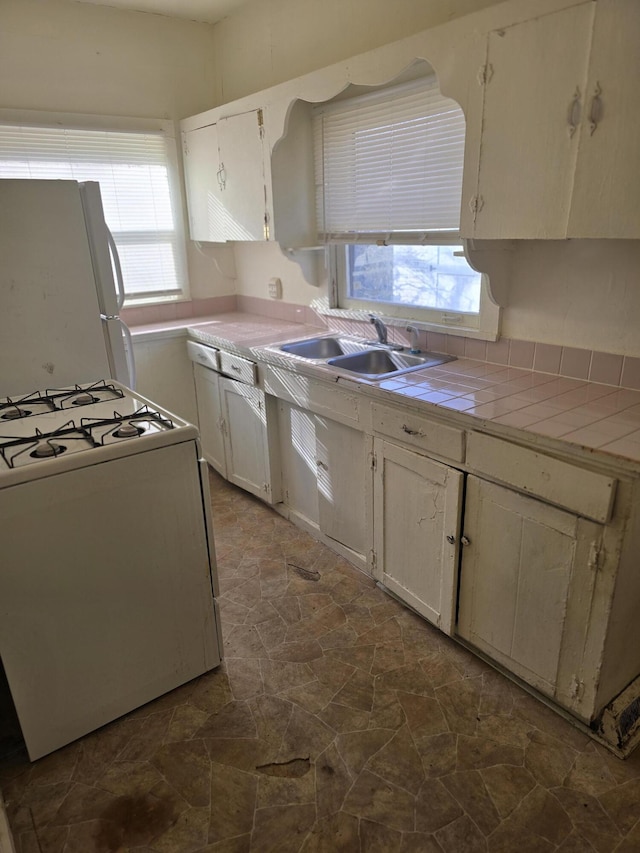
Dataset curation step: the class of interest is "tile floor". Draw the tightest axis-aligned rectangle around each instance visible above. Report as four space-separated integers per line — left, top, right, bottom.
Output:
2 469 640 852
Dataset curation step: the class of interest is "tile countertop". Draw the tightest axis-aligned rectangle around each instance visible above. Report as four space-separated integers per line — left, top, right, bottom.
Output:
132 313 640 470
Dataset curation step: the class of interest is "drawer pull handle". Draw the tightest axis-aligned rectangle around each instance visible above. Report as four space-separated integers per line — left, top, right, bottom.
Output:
230 365 241 372
567 86 581 137
589 82 603 135
401 424 424 437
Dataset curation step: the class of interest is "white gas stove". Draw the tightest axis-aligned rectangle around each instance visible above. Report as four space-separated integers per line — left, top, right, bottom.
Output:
0 380 222 761
0 380 198 487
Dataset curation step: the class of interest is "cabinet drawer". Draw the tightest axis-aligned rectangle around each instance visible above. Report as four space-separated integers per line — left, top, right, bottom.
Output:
466 432 616 523
219 351 257 385
371 402 465 463
187 340 219 371
264 366 359 425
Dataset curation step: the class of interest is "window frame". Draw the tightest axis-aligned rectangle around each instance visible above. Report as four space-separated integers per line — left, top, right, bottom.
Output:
0 108 190 307
312 76 500 340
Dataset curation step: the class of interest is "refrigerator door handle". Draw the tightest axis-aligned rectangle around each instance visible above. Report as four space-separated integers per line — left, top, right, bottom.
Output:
106 228 126 312
120 318 137 390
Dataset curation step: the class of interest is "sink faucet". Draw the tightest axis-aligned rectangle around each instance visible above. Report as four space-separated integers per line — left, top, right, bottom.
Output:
368 314 388 345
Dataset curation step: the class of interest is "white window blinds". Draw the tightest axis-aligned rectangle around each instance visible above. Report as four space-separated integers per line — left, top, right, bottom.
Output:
313 77 466 242
0 124 186 301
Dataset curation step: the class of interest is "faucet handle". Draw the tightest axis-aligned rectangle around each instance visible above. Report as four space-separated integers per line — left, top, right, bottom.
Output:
406 325 421 354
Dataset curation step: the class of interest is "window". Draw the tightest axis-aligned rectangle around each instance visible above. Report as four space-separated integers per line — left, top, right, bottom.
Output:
0 118 188 304
314 76 493 335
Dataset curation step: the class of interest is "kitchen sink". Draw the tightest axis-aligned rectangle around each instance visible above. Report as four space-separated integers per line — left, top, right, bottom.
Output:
276 335 455 380
280 336 346 358
327 348 456 380
279 336 372 359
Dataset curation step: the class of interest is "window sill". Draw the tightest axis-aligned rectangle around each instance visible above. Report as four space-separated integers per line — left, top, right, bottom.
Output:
315 306 500 342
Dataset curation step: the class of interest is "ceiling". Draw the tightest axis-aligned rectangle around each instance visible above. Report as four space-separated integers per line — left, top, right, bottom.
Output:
70 0 253 24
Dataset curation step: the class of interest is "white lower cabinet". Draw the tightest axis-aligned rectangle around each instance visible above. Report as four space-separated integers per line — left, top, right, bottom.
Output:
457 475 604 705
193 362 227 476
192 360 279 504
372 438 463 635
277 399 368 562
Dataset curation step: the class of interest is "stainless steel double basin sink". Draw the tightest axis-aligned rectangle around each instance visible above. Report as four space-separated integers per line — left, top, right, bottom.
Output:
278 335 455 380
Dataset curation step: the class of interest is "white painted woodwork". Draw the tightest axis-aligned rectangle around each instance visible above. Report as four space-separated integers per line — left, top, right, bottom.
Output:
373 439 463 634
466 431 616 522
182 110 268 242
218 350 258 384
457 476 603 700
182 122 226 242
277 399 320 528
263 365 360 427
568 0 640 237
472 3 594 239
220 376 277 502
217 111 268 241
371 401 465 463
316 416 368 556
275 399 367 557
192 361 227 476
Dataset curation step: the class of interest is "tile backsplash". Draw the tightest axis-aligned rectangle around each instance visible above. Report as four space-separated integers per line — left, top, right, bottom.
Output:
124 295 640 392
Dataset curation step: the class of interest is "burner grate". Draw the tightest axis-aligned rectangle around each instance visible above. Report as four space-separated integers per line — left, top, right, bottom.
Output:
0 421 98 469
82 406 175 445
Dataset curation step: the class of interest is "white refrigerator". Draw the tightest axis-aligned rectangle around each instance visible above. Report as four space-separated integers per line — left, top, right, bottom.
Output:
0 179 135 398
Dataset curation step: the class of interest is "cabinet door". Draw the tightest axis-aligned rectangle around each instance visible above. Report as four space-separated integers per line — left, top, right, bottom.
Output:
220 378 275 502
373 440 463 635
473 3 594 238
217 111 269 241
457 476 602 700
568 0 640 237
182 124 226 242
193 363 227 476
277 400 320 528
316 417 368 557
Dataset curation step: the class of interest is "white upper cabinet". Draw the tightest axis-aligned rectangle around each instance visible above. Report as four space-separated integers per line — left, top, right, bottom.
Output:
182 109 270 242
471 3 594 239
470 0 640 239
568 0 640 237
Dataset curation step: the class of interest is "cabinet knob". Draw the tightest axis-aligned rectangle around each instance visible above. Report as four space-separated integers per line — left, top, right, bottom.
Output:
461 535 471 546
446 535 456 544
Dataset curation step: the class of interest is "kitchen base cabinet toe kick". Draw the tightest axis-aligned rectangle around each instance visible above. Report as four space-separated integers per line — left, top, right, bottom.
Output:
188 334 640 757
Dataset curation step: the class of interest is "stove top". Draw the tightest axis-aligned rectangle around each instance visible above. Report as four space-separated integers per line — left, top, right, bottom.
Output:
0 380 197 483
0 381 125 422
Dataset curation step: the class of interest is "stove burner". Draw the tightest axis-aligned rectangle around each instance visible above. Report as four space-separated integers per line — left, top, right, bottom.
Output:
71 393 98 406
1 406 31 420
31 441 65 459
114 422 144 438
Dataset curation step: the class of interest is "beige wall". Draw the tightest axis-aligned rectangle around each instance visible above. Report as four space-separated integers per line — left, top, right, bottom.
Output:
210 0 498 104
0 0 216 119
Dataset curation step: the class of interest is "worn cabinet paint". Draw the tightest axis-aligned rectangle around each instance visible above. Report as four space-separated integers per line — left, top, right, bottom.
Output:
568 0 640 237
192 362 227 476
372 439 463 635
220 377 277 502
316 416 368 557
277 399 320 528
276 398 368 560
472 2 594 238
182 110 268 242
457 475 603 704
182 123 225 242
